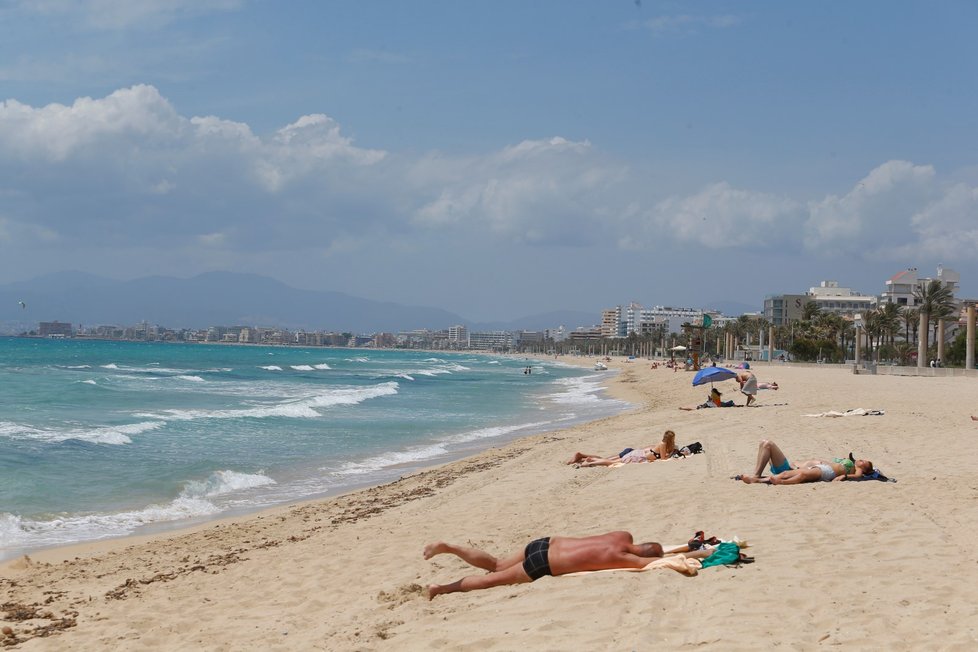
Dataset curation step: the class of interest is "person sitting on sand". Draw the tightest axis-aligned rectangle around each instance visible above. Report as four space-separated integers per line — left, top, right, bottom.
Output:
679 388 737 410
423 530 715 600
735 439 873 484
568 430 679 467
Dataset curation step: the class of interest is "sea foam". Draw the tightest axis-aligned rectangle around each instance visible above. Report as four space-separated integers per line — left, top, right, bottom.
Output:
0 420 162 445
0 470 275 551
134 382 399 422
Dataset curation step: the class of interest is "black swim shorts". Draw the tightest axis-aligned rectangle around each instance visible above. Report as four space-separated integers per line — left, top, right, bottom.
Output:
522 537 552 581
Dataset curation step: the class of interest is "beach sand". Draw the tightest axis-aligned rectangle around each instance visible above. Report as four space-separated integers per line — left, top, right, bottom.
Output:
3 358 978 650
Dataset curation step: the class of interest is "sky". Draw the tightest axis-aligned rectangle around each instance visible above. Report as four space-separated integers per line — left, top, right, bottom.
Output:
1 0 977 322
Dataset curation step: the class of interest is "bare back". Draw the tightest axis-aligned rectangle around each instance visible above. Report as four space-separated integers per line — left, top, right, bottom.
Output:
547 531 656 575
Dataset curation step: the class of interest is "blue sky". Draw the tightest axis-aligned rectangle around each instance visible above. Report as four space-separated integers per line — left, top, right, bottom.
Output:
1 1 977 321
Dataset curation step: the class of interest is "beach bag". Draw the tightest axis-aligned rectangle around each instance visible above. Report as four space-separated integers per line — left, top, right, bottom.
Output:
700 542 753 568
676 442 704 457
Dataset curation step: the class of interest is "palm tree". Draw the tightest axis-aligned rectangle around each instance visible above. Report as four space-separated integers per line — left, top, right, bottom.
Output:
862 310 878 361
903 308 919 345
878 302 904 347
839 318 855 360
914 280 955 367
801 301 821 322
931 301 956 363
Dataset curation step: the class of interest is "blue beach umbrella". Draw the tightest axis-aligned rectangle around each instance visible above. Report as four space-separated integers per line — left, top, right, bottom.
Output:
691 366 737 387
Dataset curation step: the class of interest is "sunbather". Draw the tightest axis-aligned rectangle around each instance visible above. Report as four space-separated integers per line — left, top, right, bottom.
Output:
423 530 715 600
735 439 873 484
569 430 679 467
679 388 737 410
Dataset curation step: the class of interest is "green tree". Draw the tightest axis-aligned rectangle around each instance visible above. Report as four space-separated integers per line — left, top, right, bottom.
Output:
801 301 821 322
914 280 955 365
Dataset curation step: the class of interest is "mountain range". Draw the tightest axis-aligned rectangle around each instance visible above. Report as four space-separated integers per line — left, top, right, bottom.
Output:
0 271 598 334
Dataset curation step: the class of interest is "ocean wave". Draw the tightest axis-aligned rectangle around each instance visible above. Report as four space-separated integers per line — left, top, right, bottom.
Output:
79 379 98 385
180 470 276 499
259 365 283 371
546 374 631 410
0 470 275 551
0 420 163 445
134 382 400 422
331 442 450 476
413 368 452 377
347 357 370 363
290 365 314 371
446 421 553 445
330 419 555 479
65 365 92 369
177 375 205 382
313 363 331 370
101 363 119 369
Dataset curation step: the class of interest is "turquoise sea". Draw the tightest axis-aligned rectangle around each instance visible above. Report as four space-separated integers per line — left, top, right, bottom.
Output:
0 338 627 559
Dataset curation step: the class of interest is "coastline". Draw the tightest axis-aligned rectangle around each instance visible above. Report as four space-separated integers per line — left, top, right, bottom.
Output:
4 357 978 649
2 354 624 567
1 347 627 563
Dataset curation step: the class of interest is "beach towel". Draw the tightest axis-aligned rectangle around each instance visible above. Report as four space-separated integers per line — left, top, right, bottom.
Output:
563 555 702 577
803 408 885 417
850 469 897 482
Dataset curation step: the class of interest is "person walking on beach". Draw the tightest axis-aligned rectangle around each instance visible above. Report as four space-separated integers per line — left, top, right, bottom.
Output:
424 530 707 600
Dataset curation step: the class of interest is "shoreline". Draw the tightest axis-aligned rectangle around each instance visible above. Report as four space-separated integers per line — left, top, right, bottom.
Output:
1 353 631 566
4 358 978 649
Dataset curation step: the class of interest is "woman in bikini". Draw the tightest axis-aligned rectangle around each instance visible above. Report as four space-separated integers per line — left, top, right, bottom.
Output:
736 439 873 484
572 431 679 467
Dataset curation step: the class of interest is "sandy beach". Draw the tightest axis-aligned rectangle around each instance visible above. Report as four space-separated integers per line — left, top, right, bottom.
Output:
3 357 978 650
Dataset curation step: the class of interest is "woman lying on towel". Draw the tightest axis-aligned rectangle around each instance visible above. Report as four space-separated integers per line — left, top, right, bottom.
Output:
734 439 874 484
567 430 678 467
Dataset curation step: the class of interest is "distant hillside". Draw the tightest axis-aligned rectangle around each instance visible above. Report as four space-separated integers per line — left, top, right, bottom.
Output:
0 271 468 333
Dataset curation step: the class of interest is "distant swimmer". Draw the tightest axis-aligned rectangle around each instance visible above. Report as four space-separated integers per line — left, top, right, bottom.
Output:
18 301 26 309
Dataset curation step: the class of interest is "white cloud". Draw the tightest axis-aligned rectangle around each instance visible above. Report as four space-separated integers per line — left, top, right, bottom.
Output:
642 182 804 250
2 85 978 283
638 14 741 34
804 160 938 256
17 0 244 29
899 183 978 259
0 85 183 161
411 137 627 245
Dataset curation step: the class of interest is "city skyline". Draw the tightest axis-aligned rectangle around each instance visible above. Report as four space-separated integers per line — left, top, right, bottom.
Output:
2 2 978 321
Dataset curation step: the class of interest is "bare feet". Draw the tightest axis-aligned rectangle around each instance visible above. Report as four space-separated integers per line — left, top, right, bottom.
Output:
739 474 764 484
423 542 448 560
972 416 978 421
427 584 440 600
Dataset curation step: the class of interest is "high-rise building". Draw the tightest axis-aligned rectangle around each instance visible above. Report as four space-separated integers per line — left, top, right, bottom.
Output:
39 321 73 338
